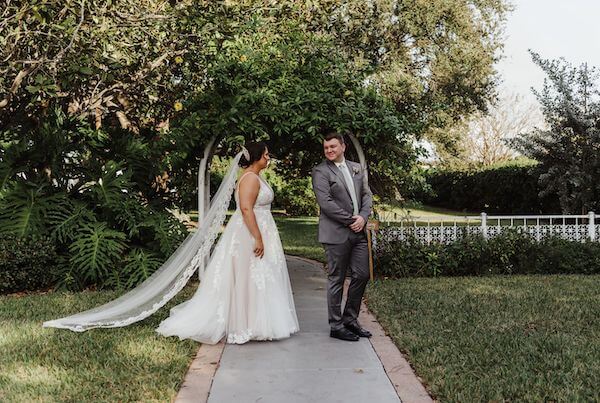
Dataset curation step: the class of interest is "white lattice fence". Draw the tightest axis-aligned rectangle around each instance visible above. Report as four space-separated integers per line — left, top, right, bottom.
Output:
373 212 599 249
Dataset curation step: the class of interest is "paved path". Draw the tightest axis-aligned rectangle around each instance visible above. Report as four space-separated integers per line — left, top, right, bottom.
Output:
206 256 402 403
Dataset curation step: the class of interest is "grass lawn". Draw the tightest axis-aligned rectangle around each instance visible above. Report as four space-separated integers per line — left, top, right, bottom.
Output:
376 202 478 218
274 215 325 263
374 203 486 228
366 275 600 402
0 283 200 402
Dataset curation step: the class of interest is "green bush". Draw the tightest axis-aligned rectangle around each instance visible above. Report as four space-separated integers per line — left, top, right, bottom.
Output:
418 162 561 213
0 235 59 294
0 178 187 291
277 178 318 216
375 229 600 277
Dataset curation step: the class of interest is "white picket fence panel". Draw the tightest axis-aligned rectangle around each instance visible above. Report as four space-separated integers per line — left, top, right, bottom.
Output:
373 212 599 246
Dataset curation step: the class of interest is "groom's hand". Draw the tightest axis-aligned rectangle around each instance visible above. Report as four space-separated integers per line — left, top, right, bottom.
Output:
350 215 365 232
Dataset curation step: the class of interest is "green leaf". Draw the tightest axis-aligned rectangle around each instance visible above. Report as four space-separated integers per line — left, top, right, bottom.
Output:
68 222 127 284
79 66 94 75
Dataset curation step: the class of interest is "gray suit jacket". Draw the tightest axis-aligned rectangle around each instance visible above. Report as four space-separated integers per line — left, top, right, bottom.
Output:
311 159 373 244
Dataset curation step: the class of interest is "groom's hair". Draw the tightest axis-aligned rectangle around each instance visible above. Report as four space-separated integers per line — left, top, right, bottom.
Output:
324 131 345 145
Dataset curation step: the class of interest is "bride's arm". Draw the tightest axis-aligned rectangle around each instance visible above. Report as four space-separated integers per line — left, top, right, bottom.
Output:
238 174 264 258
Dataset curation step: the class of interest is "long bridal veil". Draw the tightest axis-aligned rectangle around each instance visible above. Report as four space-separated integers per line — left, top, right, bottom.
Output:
43 152 243 332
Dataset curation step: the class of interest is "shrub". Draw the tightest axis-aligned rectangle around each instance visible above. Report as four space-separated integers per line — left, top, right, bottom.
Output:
277 178 318 216
375 229 600 277
0 178 187 291
0 235 59 294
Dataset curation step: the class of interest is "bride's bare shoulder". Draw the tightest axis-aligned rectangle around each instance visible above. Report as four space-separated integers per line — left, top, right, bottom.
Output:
238 171 260 190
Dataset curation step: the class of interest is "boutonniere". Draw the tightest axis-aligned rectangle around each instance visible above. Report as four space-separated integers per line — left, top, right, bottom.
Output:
352 166 360 176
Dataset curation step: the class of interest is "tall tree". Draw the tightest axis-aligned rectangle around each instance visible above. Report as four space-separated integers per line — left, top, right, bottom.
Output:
512 52 600 214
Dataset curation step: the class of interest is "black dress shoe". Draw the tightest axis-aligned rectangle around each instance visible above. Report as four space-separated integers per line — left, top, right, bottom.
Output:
344 323 372 338
330 327 360 341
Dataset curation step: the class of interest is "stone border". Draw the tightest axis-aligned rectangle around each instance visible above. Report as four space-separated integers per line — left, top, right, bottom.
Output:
360 304 434 403
174 341 225 403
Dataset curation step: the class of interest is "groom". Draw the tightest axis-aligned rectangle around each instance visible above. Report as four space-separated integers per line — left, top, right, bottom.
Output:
311 131 373 341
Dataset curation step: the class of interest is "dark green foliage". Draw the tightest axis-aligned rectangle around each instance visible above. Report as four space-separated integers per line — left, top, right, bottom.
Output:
277 178 318 217
117 248 164 290
512 53 600 214
0 182 71 237
0 235 59 293
417 162 560 213
168 19 421 197
0 111 187 292
375 229 600 278
68 222 127 284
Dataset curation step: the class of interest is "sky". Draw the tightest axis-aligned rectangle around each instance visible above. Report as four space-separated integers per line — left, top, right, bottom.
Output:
494 0 600 105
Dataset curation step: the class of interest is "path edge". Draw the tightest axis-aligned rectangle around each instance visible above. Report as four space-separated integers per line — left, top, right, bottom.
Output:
174 340 225 403
360 304 434 403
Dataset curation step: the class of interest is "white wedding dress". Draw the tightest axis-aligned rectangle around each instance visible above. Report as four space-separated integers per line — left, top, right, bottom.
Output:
155 172 299 344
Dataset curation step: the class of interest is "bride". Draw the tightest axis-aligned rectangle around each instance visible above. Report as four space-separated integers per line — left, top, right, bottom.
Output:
43 142 299 345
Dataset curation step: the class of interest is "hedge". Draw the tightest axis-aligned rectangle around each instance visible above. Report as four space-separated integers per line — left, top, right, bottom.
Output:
418 163 561 214
375 229 600 278
0 235 60 294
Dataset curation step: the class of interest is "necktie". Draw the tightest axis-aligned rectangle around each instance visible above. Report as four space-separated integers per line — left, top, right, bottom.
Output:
339 163 359 215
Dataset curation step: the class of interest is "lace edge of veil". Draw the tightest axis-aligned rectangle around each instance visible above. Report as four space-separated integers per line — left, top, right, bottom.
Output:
42 152 242 331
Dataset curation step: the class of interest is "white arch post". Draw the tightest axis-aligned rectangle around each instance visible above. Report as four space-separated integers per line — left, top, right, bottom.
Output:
348 133 369 185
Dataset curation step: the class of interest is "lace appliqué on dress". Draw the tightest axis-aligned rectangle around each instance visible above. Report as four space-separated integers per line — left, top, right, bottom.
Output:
227 329 253 344
249 256 276 290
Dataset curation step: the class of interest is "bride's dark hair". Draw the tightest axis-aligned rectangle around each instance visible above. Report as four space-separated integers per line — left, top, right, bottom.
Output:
239 141 267 168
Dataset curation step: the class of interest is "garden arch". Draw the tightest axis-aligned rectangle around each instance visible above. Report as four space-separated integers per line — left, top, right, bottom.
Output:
194 134 368 277
196 134 369 221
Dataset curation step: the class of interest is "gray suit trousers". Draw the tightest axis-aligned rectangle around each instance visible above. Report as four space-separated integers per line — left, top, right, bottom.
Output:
324 230 370 330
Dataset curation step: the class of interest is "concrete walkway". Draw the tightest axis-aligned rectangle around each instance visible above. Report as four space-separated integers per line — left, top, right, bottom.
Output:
208 258 399 403
176 256 432 403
